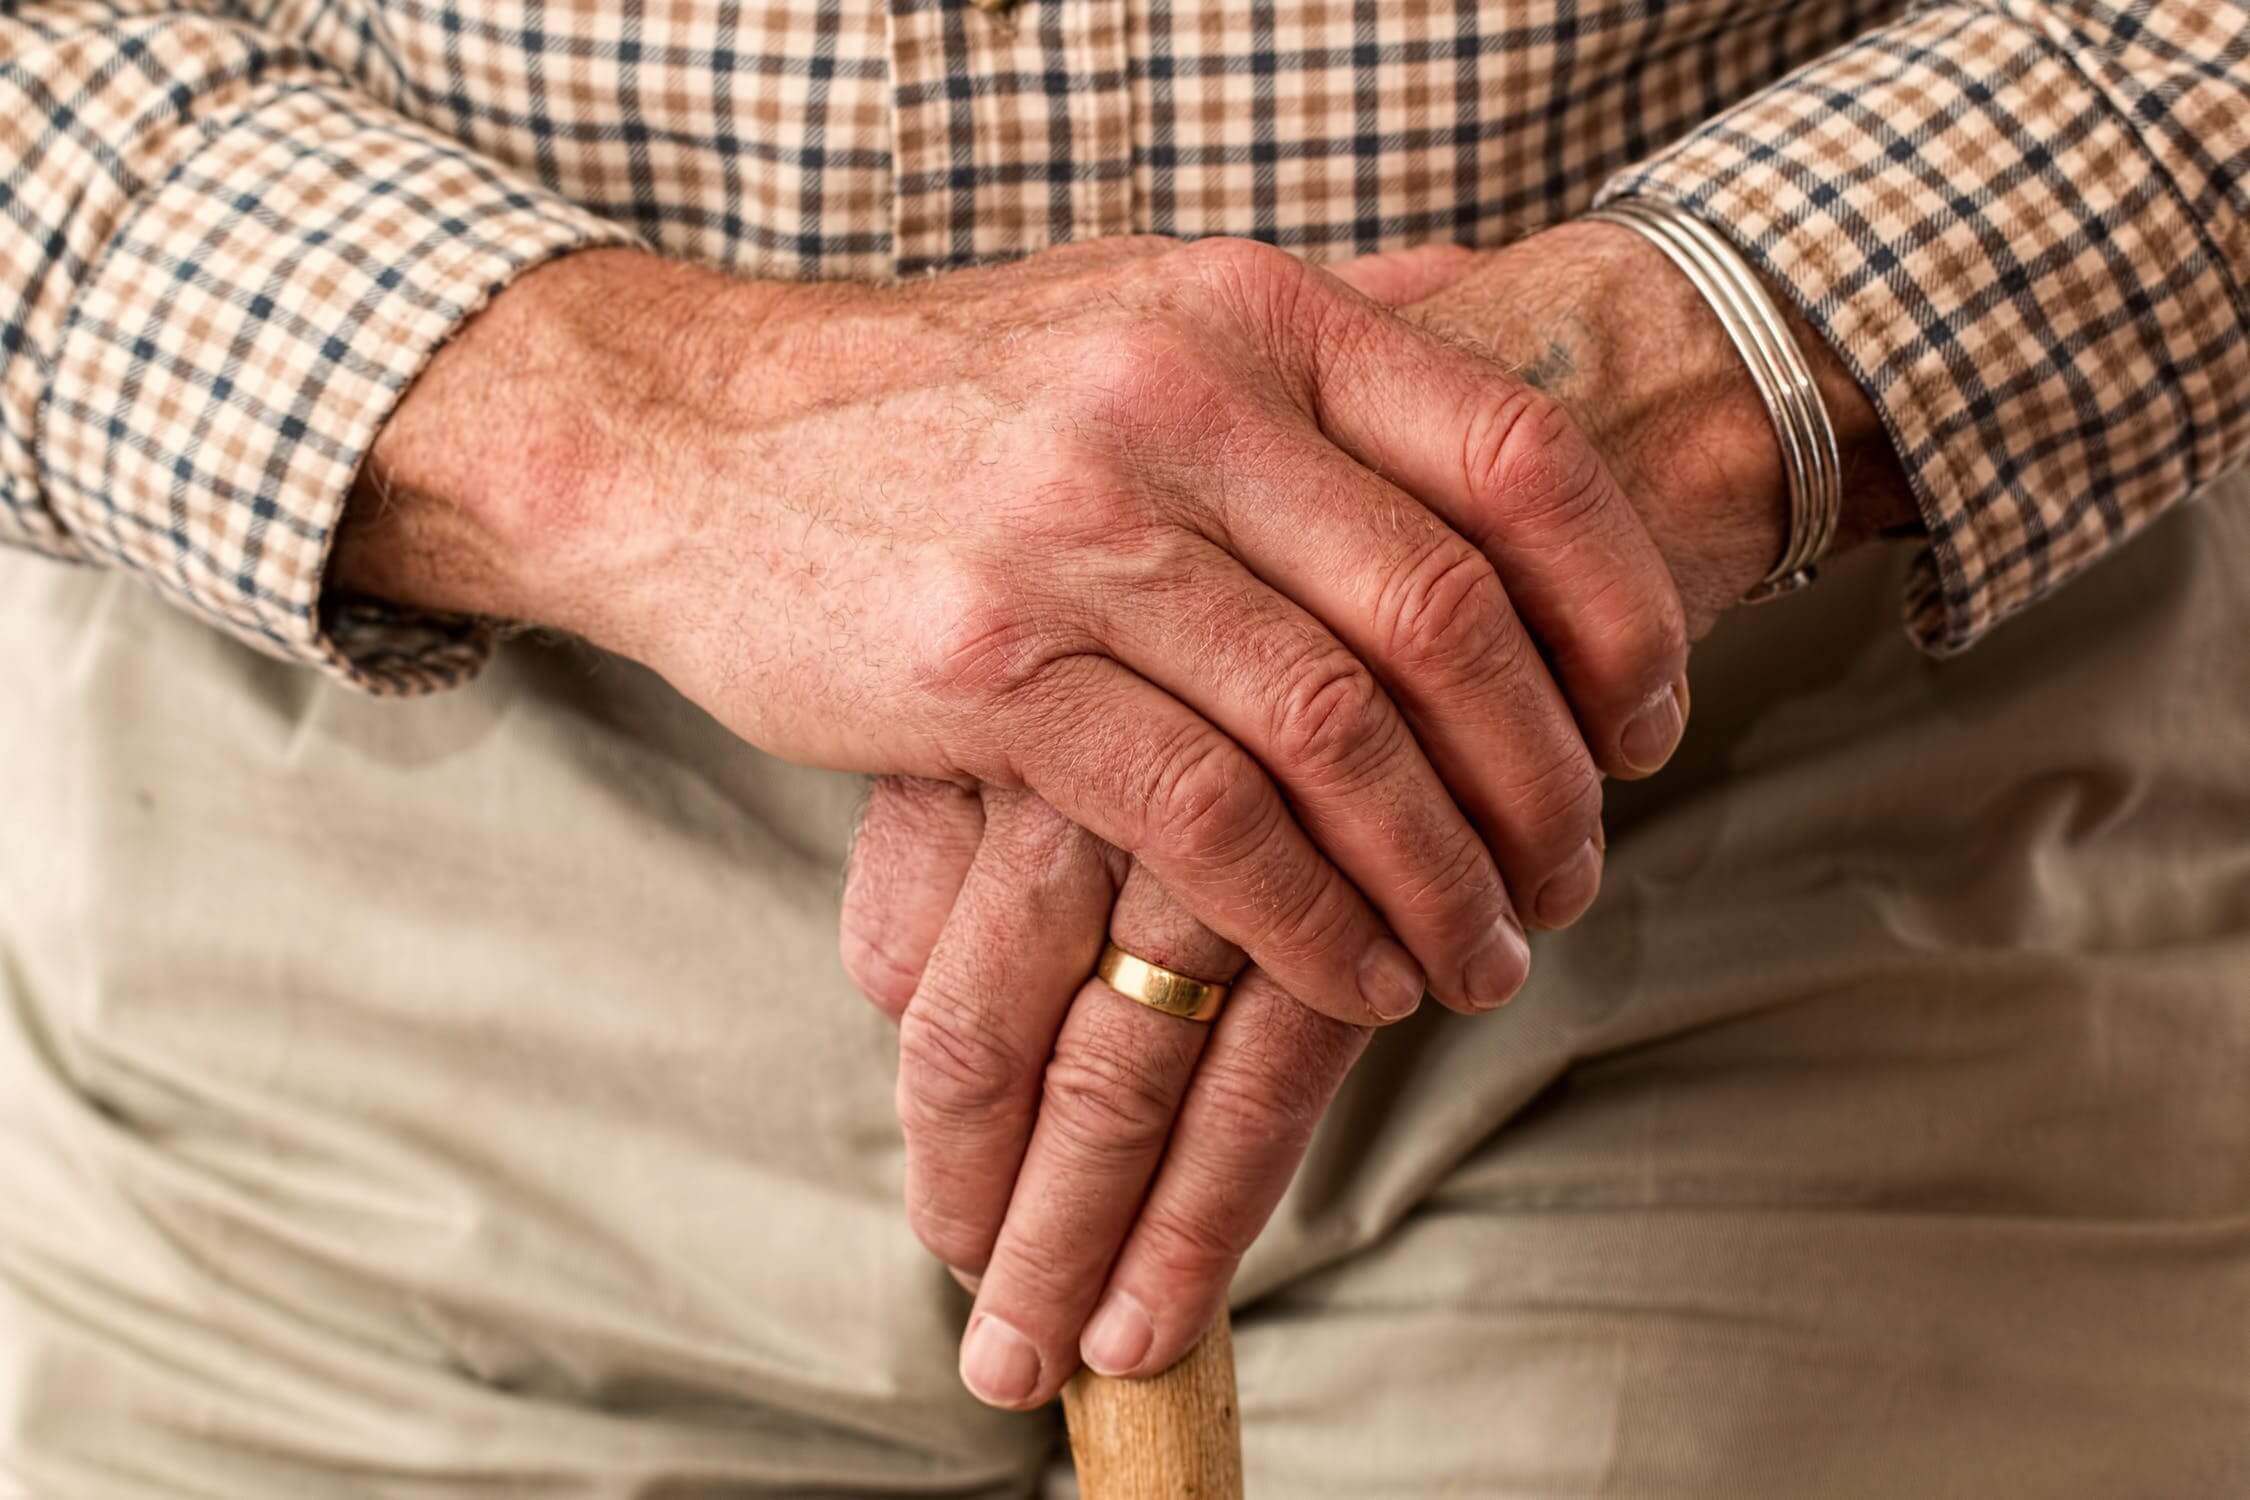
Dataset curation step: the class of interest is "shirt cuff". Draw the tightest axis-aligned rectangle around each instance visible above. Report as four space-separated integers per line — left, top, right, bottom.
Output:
1596 4 2250 656
37 83 640 694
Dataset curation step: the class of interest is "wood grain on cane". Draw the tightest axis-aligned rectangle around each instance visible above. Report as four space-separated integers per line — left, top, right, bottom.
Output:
1062 1311 1244 1499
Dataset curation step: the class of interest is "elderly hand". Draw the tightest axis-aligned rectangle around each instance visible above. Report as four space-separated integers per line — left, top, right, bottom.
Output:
339 235 1698 1031
847 778 1339 1408
845 220 1922 1409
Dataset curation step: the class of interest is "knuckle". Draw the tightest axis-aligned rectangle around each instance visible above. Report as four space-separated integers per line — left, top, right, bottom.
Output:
852 775 983 872
1266 650 1396 789
1465 387 1609 534
1234 999 1372 1093
1176 237 1329 366
905 1192 996 1275
982 794 1099 894
1077 323 1203 431
1648 590 1690 677
1392 830 1503 928
1066 339 1248 490
1134 1196 1250 1280
1472 603 1543 701
1038 1042 1181 1166
1177 235 1301 299
1504 746 1604 851
991 1226 1082 1306
1100 516 1219 599
1615 579 1689 680
917 582 1062 705
838 925 922 1020
896 1003 1031 1137
1262 868 1363 977
1378 542 1510 677
1146 733 1279 873
1572 580 1689 709
1040 440 1138 532
1115 1011 1369 1280
1187 1057 1325 1155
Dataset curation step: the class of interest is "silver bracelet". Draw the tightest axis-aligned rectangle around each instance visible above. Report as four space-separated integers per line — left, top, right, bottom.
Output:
1582 197 1841 603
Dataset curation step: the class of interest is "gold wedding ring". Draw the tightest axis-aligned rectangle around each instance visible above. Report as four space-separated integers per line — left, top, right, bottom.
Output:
1095 943 1229 1023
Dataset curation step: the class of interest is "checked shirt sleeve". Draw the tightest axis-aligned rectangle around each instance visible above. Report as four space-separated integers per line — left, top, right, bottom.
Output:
1601 0 2250 656
2 2 637 692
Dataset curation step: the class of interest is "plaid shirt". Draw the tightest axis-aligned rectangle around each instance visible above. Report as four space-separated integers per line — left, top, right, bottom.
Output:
3 0 2245 691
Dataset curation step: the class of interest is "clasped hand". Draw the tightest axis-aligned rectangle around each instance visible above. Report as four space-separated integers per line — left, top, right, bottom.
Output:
342 225 1777 1415
824 237 1710 1409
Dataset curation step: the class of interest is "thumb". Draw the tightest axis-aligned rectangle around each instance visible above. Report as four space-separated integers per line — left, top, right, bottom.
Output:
1321 242 1481 306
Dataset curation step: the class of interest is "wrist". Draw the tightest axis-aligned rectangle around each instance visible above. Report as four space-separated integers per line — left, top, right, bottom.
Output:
1412 218 1919 633
329 247 801 661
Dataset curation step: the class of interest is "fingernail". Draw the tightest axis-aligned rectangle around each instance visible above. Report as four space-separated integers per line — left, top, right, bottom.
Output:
1620 680 1686 776
1357 938 1425 1021
1534 838 1603 929
1464 914 1532 1010
948 1266 982 1294
1081 1291 1155 1376
961 1313 1042 1407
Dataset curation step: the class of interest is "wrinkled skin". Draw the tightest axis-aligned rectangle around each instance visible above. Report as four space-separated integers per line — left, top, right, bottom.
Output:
347 234 1703 1033
337 222 1912 1415
838 225 1918 1409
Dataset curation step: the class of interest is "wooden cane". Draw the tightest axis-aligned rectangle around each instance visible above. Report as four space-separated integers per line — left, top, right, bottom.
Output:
1061 1309 1243 1498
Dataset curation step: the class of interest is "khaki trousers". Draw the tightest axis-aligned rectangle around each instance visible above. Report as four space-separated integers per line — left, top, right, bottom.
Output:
3 482 2248 1498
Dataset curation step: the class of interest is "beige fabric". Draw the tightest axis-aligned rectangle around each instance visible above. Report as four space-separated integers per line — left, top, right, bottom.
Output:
3 481 2248 1497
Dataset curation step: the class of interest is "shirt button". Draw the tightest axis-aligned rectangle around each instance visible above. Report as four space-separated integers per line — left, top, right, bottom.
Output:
969 0 1017 16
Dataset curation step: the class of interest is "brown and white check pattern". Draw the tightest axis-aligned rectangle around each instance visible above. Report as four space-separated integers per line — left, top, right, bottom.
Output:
3 0 2245 688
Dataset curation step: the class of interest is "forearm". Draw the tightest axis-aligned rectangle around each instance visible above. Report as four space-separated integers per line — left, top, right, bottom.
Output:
329 248 772 660
336 227 1920 672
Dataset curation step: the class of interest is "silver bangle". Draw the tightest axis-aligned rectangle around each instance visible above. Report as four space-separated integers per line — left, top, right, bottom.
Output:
1582 197 1841 603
